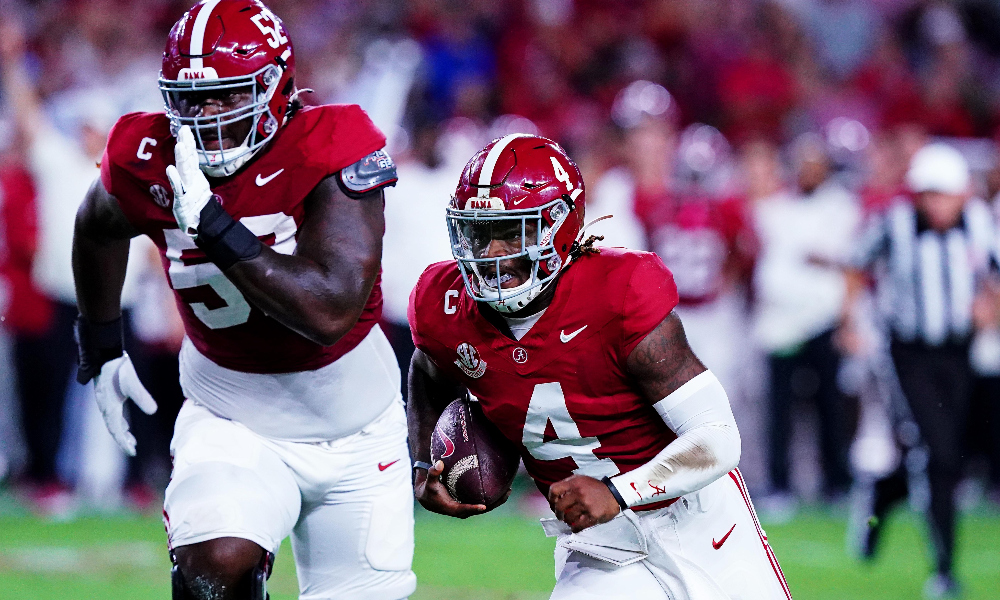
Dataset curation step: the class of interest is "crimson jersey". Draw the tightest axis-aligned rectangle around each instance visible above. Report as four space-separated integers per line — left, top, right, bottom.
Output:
636 190 754 305
102 105 385 373
409 248 680 496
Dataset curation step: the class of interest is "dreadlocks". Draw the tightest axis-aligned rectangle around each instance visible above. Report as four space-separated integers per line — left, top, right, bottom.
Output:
569 234 604 260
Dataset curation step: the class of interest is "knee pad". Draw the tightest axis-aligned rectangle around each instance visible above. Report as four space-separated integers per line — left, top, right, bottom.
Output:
250 551 275 600
172 562 195 600
171 551 274 600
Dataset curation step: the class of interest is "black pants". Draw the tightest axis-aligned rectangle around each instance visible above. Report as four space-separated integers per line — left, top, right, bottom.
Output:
891 340 972 576
768 328 852 496
969 376 1000 488
13 301 78 484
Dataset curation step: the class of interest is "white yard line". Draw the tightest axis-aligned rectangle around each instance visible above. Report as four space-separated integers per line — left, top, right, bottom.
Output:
0 541 162 573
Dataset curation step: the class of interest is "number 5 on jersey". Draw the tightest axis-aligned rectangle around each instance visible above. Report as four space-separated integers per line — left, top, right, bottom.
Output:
522 382 619 478
163 212 296 329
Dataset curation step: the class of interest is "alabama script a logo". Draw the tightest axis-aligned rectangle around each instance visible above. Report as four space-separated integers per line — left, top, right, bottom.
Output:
455 342 487 378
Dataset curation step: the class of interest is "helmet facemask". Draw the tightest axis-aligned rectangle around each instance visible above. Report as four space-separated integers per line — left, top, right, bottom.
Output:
159 63 284 177
447 198 571 314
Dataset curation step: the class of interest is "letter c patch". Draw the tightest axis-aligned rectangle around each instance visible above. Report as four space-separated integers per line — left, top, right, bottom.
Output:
444 290 459 315
137 137 157 160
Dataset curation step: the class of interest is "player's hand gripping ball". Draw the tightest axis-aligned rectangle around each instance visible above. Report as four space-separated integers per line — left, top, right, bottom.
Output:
429 398 520 511
166 125 214 237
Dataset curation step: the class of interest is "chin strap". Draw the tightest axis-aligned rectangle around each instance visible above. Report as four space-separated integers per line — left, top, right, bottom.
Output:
284 88 314 124
568 214 612 260
287 87 314 104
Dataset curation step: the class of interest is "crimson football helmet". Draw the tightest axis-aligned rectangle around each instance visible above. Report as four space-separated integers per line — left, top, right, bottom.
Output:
159 0 296 177
448 134 585 313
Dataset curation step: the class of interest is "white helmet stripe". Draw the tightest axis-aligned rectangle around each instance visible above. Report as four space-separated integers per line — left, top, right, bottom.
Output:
189 0 223 70
476 133 531 198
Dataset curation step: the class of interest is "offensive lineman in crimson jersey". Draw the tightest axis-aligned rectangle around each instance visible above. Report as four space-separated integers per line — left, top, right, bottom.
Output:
72 1 415 599
408 134 791 599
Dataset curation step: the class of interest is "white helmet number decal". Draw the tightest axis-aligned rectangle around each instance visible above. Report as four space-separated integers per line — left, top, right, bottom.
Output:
251 10 288 49
550 157 574 192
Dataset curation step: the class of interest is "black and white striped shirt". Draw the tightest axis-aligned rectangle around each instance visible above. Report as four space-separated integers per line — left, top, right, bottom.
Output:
852 198 1000 346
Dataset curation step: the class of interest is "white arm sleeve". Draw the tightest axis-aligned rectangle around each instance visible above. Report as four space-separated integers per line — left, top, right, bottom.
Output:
610 370 741 507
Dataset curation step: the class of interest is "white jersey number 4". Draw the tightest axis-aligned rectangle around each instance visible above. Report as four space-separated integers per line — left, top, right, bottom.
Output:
162 212 297 329
522 382 619 478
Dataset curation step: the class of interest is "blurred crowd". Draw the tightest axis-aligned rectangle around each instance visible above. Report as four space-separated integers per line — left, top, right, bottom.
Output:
1 0 1000 590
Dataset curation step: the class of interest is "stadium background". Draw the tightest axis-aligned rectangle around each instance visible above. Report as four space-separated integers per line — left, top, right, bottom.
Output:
0 0 999 598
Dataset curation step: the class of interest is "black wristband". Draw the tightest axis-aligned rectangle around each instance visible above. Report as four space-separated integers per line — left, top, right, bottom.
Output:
74 315 124 384
601 476 629 511
194 195 263 271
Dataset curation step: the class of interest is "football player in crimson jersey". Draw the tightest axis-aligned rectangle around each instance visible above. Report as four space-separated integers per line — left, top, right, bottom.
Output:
408 134 792 599
72 1 415 599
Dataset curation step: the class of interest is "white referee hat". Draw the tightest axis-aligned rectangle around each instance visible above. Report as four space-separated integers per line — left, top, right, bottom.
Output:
906 142 970 195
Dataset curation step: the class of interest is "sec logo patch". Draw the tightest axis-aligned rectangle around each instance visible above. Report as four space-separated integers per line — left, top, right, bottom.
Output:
455 342 487 378
149 184 172 208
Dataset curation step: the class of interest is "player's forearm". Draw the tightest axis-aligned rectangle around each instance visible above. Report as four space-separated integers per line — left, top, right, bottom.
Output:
224 248 379 346
841 268 866 322
407 350 465 464
610 370 741 507
72 181 137 322
407 392 440 466
73 233 131 322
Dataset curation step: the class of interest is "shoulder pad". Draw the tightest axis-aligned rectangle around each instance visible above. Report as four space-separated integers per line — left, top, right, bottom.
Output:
337 150 397 198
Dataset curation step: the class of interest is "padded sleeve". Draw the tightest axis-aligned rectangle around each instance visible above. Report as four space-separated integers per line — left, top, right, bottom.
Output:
621 254 680 358
610 370 741 506
337 149 398 198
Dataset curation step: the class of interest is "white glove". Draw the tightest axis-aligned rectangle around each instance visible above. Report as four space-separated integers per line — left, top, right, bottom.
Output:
93 353 158 457
166 125 213 237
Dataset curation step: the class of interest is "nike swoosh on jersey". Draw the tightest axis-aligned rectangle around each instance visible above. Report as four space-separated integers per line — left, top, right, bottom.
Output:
378 459 400 472
255 168 285 186
560 325 587 343
712 524 736 550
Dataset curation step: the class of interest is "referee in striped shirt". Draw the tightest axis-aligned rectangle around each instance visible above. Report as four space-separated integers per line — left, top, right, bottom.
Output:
842 143 1000 598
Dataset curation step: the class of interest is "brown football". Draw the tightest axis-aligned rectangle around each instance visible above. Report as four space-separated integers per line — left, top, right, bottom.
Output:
430 398 521 510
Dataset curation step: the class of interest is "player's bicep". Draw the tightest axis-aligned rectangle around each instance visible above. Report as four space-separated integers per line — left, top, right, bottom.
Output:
296 175 384 276
295 148 396 270
75 176 140 242
625 311 706 404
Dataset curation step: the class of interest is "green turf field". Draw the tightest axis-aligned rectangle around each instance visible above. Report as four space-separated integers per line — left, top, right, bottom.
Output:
1 504 998 599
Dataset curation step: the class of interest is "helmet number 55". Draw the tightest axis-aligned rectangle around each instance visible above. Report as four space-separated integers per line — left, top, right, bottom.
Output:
250 11 288 49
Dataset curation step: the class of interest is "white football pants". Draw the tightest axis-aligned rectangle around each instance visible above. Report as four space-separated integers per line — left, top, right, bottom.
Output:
549 469 791 600
164 397 416 600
